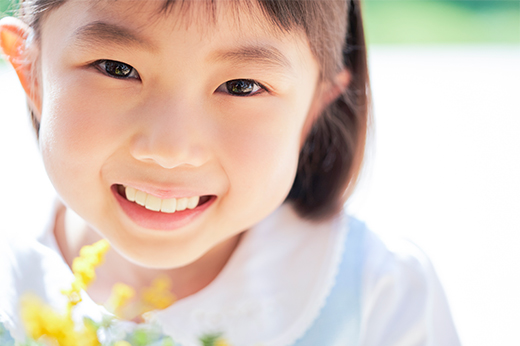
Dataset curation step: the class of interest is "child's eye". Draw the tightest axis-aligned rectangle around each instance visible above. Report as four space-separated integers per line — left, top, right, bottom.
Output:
217 79 265 96
95 60 140 79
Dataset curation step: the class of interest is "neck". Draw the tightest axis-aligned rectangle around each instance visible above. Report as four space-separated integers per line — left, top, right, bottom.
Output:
54 204 243 306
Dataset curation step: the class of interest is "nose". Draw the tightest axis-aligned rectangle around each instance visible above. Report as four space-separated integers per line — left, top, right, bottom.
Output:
129 97 210 169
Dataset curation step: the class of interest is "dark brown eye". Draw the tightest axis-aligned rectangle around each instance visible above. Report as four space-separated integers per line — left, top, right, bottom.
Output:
225 79 261 96
97 60 139 79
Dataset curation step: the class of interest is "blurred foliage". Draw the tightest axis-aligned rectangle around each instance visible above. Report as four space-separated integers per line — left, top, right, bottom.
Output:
0 0 16 64
0 0 519 48
0 0 16 18
363 0 520 44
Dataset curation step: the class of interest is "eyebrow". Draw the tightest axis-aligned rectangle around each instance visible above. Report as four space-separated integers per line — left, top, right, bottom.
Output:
71 22 293 74
70 21 157 52
208 45 294 73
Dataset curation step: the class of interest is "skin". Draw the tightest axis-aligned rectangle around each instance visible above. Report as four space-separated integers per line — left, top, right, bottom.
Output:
0 0 347 303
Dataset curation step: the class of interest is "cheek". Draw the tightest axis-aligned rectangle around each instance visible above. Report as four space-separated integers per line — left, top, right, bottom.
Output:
216 99 307 202
38 72 130 191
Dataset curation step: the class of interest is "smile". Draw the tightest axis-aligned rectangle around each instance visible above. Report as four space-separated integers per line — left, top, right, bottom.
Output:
112 184 215 230
117 185 209 214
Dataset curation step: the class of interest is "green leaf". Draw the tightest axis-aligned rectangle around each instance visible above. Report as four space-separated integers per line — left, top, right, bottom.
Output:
199 333 223 346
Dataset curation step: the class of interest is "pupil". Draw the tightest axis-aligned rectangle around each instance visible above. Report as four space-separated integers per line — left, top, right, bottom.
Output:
228 80 254 95
105 61 131 77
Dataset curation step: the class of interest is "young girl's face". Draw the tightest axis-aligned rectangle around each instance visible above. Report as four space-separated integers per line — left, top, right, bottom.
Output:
33 0 324 268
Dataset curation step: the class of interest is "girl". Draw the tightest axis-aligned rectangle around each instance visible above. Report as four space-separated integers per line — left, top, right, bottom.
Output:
0 0 460 345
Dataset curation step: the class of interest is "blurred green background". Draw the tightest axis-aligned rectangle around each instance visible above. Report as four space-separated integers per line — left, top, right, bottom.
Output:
0 0 519 65
363 0 519 44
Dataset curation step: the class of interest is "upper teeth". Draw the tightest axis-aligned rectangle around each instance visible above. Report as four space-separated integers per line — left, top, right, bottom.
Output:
124 186 200 213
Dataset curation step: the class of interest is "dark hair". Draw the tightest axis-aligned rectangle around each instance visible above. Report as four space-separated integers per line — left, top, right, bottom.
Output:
18 0 371 221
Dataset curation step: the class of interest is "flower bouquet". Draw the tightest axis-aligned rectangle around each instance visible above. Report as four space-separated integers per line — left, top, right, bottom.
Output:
0 240 230 346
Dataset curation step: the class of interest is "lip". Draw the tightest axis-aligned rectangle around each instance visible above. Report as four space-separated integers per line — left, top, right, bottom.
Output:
111 185 215 231
118 182 211 200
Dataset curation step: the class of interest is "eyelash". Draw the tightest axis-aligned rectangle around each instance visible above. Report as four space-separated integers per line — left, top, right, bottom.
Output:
93 60 266 96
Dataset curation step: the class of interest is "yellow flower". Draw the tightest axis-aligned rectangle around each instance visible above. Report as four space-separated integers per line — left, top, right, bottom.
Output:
103 277 177 321
20 293 102 346
74 239 110 287
62 239 110 306
215 339 232 346
78 320 101 346
106 283 136 318
79 240 110 263
20 294 104 346
141 276 176 311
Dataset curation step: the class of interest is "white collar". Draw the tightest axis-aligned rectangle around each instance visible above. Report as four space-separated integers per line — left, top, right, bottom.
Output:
41 202 348 346
148 205 348 346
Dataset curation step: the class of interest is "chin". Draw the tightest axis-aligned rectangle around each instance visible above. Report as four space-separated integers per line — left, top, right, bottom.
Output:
127 249 195 269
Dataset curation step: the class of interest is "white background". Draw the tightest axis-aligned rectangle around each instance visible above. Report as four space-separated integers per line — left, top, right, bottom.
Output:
1 46 519 345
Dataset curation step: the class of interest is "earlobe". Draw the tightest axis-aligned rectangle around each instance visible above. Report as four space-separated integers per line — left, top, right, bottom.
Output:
323 68 351 106
313 69 352 121
300 69 351 146
0 17 42 115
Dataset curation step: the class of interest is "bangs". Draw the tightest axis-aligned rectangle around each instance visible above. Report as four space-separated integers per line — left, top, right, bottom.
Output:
155 0 348 79
82 0 307 48
158 0 300 32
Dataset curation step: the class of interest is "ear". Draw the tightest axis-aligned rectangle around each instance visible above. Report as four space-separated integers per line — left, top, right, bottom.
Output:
321 68 351 107
300 69 351 145
0 17 42 116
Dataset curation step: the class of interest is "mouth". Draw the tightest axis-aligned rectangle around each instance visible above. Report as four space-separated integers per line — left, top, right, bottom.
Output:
115 184 212 214
112 184 215 231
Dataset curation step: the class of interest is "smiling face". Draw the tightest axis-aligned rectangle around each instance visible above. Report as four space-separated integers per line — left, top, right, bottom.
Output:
33 0 324 268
